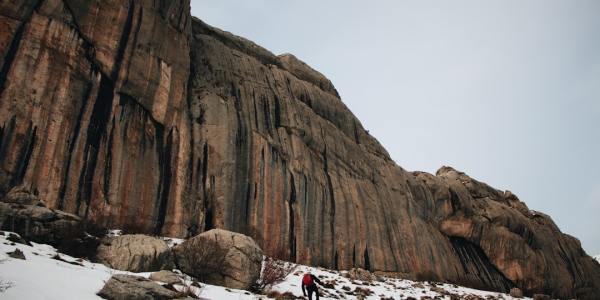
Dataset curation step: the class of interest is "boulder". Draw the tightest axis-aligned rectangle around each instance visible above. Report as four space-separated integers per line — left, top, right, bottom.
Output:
509 287 523 298
7 248 25 260
0 202 81 245
1 186 43 206
173 229 263 290
347 268 376 282
150 270 182 285
96 235 174 272
97 274 180 300
0 202 103 258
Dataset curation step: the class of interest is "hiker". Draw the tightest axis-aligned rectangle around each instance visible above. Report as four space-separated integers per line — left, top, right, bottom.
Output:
301 272 324 300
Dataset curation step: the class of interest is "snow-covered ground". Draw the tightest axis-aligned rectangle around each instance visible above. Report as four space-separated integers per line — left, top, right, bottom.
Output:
269 266 528 300
0 231 529 299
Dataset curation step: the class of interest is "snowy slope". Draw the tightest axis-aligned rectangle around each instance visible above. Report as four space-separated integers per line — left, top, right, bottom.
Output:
0 232 529 299
595 255 600 263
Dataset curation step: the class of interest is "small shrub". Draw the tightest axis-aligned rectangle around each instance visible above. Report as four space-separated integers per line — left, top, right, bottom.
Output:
255 256 296 292
267 290 282 298
180 238 227 282
56 219 107 259
177 285 200 299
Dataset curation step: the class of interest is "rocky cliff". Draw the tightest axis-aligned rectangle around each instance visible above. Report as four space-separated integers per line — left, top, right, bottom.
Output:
1 1 599 298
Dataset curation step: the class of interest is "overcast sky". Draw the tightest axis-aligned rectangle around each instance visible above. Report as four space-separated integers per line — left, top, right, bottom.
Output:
191 1 600 255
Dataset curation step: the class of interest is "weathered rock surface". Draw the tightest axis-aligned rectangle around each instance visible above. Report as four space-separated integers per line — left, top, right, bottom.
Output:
532 294 551 300
1 1 599 299
509 287 523 298
0 0 192 237
0 201 81 245
346 268 376 282
97 274 180 300
7 248 25 260
96 234 174 272
2 185 44 206
149 270 183 285
173 229 262 290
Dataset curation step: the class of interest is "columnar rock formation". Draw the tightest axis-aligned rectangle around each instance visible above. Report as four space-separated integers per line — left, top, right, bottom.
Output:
1 1 599 298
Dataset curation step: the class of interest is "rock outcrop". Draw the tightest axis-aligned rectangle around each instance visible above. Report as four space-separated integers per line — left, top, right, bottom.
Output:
1 1 599 298
96 234 174 272
173 229 263 290
149 270 183 285
0 201 81 245
97 274 182 300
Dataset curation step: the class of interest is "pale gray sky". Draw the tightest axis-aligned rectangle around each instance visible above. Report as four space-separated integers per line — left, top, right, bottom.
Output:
191 1 600 255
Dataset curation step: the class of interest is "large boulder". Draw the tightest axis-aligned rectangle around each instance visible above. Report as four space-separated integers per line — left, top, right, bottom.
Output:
0 202 81 244
96 235 174 272
97 274 180 300
0 201 103 258
173 229 263 290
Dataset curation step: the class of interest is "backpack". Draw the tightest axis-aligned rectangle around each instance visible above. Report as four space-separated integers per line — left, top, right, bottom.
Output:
302 274 313 286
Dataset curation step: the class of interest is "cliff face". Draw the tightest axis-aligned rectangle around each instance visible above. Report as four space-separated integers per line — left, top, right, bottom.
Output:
0 0 191 235
1 1 599 298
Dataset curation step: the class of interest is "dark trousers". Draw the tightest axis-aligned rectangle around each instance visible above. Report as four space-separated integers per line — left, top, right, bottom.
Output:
307 284 319 300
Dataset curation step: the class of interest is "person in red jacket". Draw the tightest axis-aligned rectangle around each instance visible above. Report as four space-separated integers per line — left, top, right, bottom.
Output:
301 272 324 300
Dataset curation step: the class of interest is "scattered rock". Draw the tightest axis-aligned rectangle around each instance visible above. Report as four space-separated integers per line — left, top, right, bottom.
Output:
509 287 523 298
51 254 83 266
354 286 373 296
150 270 182 285
430 286 447 295
96 234 174 272
97 274 181 300
533 294 551 300
467 295 486 300
266 290 301 300
173 229 263 290
7 248 25 260
412 283 425 289
6 233 30 245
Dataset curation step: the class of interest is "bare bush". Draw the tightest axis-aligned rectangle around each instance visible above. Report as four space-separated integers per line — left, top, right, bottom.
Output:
55 218 107 259
162 283 200 299
256 256 296 292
